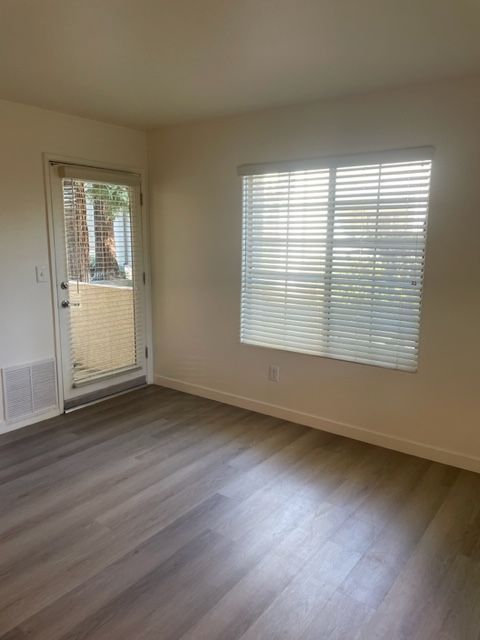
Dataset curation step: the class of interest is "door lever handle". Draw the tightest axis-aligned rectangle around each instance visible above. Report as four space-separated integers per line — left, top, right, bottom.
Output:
61 300 70 308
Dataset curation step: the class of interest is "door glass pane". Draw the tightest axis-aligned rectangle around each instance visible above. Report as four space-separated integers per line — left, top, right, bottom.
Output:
62 178 139 384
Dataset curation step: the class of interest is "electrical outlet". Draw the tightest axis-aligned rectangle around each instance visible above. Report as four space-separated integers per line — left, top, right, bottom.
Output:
268 364 280 383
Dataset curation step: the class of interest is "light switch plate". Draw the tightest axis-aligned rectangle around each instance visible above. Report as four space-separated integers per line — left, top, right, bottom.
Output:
35 265 48 283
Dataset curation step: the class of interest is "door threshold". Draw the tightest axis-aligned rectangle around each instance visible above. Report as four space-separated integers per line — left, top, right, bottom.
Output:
64 376 147 412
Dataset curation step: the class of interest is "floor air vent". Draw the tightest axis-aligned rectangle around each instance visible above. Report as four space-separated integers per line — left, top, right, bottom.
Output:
2 359 57 423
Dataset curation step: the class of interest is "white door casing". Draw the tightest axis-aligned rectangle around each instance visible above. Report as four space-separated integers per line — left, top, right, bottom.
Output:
49 162 148 408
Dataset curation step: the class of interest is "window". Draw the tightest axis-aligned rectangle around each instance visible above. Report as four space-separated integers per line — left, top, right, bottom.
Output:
240 148 433 371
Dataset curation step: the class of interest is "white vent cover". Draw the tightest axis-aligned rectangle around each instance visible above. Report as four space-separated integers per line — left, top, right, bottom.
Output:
2 359 57 423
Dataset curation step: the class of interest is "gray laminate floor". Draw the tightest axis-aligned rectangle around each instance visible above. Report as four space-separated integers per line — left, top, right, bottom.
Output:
0 385 479 639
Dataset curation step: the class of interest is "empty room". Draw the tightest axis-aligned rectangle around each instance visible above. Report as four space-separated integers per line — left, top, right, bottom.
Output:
0 1 479 638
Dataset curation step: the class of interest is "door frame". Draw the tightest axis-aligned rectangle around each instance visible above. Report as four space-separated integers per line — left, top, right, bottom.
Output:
43 152 153 413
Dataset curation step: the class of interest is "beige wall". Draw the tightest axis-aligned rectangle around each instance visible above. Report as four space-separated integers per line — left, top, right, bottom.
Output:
0 99 147 427
149 77 480 470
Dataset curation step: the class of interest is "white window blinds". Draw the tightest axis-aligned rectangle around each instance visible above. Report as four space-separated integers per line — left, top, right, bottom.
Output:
240 149 433 371
61 175 144 385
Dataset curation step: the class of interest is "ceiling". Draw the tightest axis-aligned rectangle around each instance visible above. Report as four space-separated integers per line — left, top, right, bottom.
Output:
0 0 479 129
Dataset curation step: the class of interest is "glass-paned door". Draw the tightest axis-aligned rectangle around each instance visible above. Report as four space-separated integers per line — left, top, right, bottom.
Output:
51 164 146 408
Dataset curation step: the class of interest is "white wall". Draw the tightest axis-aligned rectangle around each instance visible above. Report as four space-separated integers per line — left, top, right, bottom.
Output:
0 99 147 428
149 77 480 472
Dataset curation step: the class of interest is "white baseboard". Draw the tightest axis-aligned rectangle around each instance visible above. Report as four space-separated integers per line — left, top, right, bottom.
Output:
0 408 60 435
155 374 480 474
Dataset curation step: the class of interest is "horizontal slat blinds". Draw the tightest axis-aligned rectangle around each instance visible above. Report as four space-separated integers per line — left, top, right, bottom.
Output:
241 152 433 371
62 177 143 384
58 164 141 186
